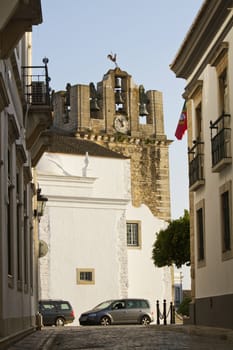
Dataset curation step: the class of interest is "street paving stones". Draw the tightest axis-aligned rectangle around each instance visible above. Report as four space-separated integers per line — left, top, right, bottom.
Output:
6 325 233 350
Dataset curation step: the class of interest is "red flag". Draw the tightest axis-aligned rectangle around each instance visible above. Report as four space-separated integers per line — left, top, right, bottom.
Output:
175 101 187 140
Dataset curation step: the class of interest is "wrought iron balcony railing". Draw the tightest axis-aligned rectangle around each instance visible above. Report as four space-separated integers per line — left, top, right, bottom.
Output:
210 113 231 172
188 140 205 191
22 57 51 106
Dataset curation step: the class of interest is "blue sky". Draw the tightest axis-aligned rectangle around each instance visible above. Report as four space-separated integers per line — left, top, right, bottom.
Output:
33 0 203 220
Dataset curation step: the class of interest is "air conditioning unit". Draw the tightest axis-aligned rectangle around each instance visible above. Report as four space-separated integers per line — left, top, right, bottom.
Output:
31 81 46 104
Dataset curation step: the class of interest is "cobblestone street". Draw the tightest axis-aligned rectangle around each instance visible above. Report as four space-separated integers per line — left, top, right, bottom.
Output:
7 325 233 350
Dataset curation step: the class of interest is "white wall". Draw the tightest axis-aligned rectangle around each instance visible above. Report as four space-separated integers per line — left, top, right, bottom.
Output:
126 203 172 319
37 152 172 325
37 152 130 325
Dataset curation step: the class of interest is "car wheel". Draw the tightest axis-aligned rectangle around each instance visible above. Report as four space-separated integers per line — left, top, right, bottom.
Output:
55 317 65 326
100 316 111 326
140 315 151 325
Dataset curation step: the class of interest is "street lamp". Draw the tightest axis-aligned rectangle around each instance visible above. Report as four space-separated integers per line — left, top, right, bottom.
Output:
35 188 48 218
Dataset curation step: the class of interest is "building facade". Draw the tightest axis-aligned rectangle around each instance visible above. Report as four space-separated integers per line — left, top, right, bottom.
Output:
171 0 233 328
37 67 173 324
0 0 52 343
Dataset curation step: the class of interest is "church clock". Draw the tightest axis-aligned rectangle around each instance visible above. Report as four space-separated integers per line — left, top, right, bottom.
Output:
113 115 129 134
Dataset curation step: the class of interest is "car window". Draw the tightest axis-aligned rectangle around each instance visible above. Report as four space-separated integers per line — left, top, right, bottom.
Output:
112 301 126 310
41 303 55 311
94 300 113 310
60 302 70 310
126 300 139 309
140 300 149 308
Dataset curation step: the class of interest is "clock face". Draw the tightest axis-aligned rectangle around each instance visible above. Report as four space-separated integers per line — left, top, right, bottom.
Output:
114 115 129 134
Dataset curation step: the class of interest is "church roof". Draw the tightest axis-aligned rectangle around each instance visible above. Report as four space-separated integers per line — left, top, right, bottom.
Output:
46 129 128 159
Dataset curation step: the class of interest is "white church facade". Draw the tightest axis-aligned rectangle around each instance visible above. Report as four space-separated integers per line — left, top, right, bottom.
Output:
37 144 172 325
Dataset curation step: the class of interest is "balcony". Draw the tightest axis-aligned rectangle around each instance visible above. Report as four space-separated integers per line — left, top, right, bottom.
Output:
188 140 205 191
22 58 51 106
210 113 231 172
22 58 52 165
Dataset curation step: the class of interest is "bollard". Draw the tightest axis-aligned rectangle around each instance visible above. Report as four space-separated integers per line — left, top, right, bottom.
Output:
163 299 167 325
170 302 175 324
36 312 43 330
172 303 176 324
156 300 160 325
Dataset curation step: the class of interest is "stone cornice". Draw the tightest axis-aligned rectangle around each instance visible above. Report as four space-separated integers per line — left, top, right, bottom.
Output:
75 132 172 147
170 0 233 79
37 173 97 185
43 196 130 209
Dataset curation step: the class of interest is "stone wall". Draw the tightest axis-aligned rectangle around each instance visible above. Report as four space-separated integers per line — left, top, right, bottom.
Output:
53 67 171 221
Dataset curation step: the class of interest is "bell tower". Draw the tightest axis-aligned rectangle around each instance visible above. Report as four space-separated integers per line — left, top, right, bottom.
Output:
52 67 171 221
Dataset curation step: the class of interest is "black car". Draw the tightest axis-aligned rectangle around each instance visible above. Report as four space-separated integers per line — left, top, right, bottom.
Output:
39 299 75 326
79 298 153 326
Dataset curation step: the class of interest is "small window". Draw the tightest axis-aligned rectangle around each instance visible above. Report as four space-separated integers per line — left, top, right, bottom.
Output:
80 271 92 281
76 268 95 285
127 221 141 248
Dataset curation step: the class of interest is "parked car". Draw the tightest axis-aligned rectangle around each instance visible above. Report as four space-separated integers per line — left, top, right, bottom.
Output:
39 299 75 326
79 298 153 326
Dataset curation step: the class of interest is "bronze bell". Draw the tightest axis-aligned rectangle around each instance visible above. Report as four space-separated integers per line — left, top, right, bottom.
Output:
115 90 124 104
90 98 100 111
139 103 149 116
115 77 121 88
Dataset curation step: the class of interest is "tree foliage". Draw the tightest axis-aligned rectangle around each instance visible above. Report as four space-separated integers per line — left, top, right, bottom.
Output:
152 210 190 268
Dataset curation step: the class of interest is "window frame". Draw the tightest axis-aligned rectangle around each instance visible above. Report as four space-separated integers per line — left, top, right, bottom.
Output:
126 220 141 249
76 268 95 285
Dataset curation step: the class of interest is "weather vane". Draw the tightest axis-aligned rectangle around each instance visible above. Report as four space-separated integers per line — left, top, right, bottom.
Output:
107 52 118 68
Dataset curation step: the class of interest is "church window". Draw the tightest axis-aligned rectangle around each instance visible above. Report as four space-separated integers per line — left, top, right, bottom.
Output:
76 268 95 285
127 221 141 248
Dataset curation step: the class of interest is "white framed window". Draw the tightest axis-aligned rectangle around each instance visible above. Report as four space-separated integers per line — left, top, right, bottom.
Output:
127 221 141 248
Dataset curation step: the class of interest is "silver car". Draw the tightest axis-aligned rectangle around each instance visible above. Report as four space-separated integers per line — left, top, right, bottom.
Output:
79 298 153 326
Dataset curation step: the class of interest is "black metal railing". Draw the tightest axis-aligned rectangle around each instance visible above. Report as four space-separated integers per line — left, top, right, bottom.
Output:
210 113 231 169
22 57 51 106
188 140 204 189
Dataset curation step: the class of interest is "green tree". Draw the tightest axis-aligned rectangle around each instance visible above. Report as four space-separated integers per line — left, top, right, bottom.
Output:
152 210 190 268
